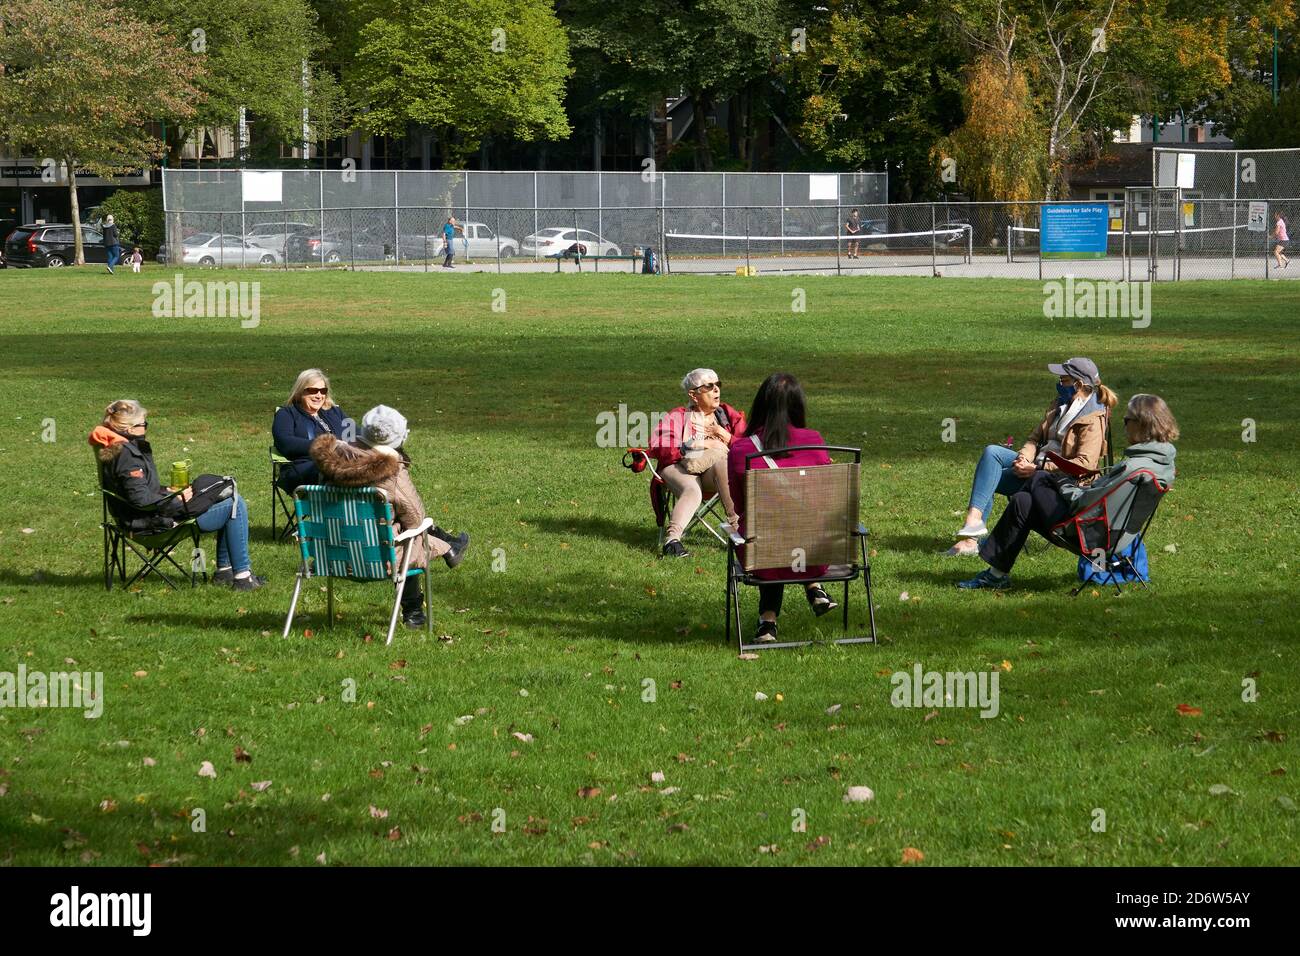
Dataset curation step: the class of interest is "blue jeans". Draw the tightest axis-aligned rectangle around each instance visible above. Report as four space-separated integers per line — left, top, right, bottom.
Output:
968 445 1028 518
195 493 251 572
106 244 121 268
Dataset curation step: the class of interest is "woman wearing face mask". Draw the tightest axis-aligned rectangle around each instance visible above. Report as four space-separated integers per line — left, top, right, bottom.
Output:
272 369 351 493
946 357 1117 556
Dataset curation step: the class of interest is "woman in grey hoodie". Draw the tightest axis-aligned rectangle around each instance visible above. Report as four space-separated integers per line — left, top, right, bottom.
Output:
958 394 1178 590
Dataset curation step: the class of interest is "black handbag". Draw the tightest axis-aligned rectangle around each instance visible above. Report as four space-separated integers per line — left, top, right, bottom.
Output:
181 474 237 517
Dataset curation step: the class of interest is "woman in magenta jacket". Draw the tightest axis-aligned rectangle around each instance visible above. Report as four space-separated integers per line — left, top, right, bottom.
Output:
728 372 840 643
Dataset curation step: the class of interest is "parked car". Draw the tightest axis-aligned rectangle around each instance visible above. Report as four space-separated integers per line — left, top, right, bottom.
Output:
171 233 281 267
284 226 393 264
405 221 520 259
521 227 621 258
2 223 135 267
243 221 316 258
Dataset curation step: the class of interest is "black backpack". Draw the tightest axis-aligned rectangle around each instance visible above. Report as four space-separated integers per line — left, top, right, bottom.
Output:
642 246 658 274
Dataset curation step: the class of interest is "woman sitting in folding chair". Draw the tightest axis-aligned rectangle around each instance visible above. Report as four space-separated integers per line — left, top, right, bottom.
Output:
310 405 470 629
727 372 841 643
649 368 746 559
273 368 352 493
91 399 266 591
946 357 1117 556
957 394 1178 591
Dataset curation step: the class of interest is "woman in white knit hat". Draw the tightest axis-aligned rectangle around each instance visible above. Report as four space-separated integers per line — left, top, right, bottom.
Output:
309 405 469 628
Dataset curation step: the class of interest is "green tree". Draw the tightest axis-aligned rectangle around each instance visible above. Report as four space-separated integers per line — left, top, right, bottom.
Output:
347 0 571 167
0 0 203 263
136 0 346 166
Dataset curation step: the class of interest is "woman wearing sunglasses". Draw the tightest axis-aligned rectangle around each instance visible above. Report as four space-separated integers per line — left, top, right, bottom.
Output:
90 400 265 591
272 369 352 493
649 368 747 558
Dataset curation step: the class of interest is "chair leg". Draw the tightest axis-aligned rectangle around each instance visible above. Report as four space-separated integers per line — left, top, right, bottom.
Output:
425 572 433 635
861 535 878 643
842 579 849 632
103 526 113 591
282 568 306 638
387 578 407 647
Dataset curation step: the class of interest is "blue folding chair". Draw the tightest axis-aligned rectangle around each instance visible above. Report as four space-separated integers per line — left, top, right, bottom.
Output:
281 485 433 645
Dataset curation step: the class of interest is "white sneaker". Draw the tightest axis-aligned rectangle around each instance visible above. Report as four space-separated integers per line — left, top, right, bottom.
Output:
956 521 987 538
943 538 981 557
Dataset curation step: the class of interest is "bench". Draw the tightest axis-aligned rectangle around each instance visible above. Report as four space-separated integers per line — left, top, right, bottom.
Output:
553 253 645 273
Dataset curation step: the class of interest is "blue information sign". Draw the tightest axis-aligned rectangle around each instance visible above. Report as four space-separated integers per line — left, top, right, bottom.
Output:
1041 204 1109 259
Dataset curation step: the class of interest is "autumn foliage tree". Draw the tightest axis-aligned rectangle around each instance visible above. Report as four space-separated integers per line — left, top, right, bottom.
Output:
0 0 203 263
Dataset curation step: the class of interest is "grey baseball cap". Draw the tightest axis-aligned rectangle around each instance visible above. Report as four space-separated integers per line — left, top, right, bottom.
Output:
1048 357 1099 387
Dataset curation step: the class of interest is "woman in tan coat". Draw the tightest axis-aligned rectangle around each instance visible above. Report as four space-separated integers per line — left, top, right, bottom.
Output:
947 358 1117 556
310 405 469 628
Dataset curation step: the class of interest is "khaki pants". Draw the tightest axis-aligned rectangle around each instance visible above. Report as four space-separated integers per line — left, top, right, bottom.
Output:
661 460 736 542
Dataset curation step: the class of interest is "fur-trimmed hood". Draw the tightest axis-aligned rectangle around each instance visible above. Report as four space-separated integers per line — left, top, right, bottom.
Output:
88 425 136 464
309 434 402 487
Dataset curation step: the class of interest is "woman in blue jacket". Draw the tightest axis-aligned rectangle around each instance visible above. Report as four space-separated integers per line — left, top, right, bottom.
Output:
273 369 351 492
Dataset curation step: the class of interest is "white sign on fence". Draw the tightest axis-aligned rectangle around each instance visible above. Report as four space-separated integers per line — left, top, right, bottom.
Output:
808 174 838 201
1248 200 1268 233
242 170 283 203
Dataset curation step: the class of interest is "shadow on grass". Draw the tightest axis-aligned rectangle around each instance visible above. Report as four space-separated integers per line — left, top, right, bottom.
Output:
525 513 655 552
0 569 113 588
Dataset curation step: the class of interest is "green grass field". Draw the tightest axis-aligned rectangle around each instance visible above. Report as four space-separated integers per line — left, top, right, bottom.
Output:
0 267 1296 866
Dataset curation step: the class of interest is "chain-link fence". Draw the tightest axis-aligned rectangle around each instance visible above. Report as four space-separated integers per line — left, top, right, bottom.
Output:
160 167 1297 280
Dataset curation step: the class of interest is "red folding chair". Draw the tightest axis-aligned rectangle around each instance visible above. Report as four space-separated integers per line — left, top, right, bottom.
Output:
623 447 727 550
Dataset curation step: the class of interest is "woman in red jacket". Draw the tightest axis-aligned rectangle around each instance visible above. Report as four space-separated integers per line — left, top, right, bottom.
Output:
728 372 839 643
649 368 746 558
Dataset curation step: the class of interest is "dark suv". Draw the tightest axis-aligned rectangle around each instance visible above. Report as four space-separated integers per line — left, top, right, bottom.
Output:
3 223 131 268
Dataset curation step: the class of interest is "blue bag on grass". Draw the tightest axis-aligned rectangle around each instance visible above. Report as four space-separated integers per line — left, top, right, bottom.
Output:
1077 538 1149 584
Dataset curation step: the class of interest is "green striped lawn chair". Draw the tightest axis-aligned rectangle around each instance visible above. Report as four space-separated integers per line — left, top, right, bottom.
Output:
281 484 433 645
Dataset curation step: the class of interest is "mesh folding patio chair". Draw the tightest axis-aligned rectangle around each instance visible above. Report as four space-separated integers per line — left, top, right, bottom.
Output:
1045 468 1169 595
270 446 297 542
623 447 727 549
99 464 205 591
281 484 433 646
723 445 877 652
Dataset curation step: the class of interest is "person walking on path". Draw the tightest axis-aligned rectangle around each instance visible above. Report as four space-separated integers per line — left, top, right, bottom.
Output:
1273 212 1289 270
845 209 862 259
442 216 460 269
103 215 121 274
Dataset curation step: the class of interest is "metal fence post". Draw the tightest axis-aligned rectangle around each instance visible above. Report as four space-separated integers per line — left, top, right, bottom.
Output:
574 207 580 271
496 207 502 274
722 172 727 257
533 171 539 258
780 173 785 258
836 199 842 276
349 208 356 271
745 210 751 273
931 204 937 277
1037 203 1043 282
394 172 401 269
219 212 225 268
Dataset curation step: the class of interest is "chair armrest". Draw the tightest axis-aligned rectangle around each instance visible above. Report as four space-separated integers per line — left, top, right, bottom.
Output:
720 522 746 548
394 517 435 542
854 523 869 537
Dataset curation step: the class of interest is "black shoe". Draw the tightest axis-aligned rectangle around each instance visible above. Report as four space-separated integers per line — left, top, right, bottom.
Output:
662 539 689 559
230 573 268 592
402 607 427 628
432 527 470 569
754 619 779 643
805 584 838 616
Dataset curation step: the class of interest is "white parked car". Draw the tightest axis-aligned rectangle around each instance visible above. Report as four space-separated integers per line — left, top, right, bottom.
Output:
407 221 520 258
243 221 315 256
178 233 280 266
521 227 621 258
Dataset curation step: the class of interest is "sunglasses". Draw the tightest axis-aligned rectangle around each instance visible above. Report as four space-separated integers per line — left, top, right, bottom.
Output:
691 381 721 392
131 421 148 430
302 387 328 396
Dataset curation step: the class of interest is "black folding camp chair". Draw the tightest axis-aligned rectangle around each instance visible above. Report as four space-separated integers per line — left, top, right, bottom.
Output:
270 446 297 541
99 464 206 590
1046 468 1169 595
723 445 877 651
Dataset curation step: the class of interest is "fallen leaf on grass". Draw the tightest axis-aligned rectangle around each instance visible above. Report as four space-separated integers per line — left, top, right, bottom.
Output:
1208 784 1235 797
369 805 389 819
650 771 665 783
754 692 768 701
386 827 403 841
758 844 779 854
844 786 875 803
738 653 759 660
1257 730 1286 743
315 852 327 865
234 746 252 764
923 709 939 723
250 780 272 792
933 738 952 746
511 732 534 743
805 835 830 851
1277 796 1298 813
666 822 689 833
133 670 148 678
901 847 925 864
1176 704 1203 717
99 799 118 813
659 787 680 796
826 704 842 716
577 786 602 799
197 762 216 779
